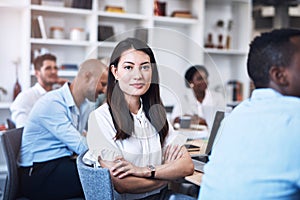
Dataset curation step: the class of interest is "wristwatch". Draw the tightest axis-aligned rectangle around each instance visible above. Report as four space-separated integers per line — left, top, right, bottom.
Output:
147 164 156 178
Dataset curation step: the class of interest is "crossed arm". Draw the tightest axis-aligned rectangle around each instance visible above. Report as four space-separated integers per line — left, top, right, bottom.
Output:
99 145 194 194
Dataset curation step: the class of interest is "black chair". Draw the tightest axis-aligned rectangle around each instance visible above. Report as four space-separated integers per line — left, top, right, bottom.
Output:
6 119 16 130
0 127 29 200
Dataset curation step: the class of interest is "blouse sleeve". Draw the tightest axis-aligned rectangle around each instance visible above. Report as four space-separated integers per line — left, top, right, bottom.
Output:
86 109 123 165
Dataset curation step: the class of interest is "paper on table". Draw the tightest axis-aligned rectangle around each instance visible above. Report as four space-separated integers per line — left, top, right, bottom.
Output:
175 127 208 140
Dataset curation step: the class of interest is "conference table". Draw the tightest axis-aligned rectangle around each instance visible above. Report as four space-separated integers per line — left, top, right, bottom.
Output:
185 171 203 186
174 126 209 187
185 138 206 186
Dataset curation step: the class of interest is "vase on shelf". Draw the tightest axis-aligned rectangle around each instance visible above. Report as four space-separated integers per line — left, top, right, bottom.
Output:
225 20 233 49
204 33 214 48
13 79 21 100
217 34 223 49
13 59 22 100
216 19 224 49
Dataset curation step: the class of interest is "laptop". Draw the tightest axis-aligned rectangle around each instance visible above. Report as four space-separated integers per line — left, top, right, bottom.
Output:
192 111 225 172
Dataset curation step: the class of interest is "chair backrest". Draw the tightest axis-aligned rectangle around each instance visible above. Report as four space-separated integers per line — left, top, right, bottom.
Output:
76 152 115 200
6 119 16 130
0 127 23 200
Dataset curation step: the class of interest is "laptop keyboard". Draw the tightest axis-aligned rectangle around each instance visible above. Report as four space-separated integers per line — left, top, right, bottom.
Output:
192 155 208 172
192 159 205 172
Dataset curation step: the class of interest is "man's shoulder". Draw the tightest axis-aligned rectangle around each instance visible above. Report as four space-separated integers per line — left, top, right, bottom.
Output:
40 85 65 100
10 87 40 108
32 87 67 112
16 86 37 97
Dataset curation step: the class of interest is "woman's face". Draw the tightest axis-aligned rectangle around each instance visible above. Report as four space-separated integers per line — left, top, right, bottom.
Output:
191 70 208 93
111 49 152 100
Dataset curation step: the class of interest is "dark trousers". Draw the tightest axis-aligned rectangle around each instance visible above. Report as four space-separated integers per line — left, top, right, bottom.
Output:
20 156 84 200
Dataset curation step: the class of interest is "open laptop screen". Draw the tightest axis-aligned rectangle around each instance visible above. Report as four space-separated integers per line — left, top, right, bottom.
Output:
205 111 225 155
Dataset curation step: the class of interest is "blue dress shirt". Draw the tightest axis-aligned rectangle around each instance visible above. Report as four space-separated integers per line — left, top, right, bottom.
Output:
199 88 300 200
19 83 90 167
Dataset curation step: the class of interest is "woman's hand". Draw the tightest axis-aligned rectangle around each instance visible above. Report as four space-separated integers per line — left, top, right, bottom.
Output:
163 145 183 164
100 156 146 179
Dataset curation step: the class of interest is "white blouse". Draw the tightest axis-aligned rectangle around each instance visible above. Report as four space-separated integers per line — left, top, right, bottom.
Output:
86 102 186 200
171 88 226 128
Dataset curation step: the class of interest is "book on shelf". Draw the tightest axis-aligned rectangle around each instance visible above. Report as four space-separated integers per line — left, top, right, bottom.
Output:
37 16 47 39
98 25 115 42
72 0 92 10
171 11 193 18
60 64 78 70
31 18 42 38
41 0 64 7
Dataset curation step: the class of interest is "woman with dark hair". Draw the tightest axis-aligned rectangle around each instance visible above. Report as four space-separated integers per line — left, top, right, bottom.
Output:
86 38 195 200
171 65 225 128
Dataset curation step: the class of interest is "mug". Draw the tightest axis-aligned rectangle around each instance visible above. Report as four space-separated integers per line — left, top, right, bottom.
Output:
179 116 191 129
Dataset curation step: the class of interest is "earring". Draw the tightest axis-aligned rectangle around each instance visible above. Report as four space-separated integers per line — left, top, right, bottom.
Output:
114 79 118 84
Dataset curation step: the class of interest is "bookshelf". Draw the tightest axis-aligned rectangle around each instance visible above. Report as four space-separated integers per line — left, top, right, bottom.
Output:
0 0 252 123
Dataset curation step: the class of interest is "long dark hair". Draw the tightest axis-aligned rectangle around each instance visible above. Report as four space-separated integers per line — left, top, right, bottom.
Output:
106 38 169 145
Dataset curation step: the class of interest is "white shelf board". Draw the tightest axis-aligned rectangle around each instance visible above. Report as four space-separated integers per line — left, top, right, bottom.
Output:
30 4 92 15
97 11 148 21
0 102 11 109
204 48 248 55
153 16 199 25
30 38 92 46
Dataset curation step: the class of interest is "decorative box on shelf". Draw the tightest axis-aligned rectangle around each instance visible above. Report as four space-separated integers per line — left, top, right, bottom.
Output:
105 6 125 13
171 11 193 19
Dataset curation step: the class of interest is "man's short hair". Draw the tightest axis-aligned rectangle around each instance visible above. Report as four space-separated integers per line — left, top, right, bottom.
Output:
247 28 300 88
33 53 56 71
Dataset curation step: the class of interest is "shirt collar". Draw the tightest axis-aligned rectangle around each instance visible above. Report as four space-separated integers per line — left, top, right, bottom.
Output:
34 82 47 95
136 99 144 117
61 82 76 108
61 82 90 114
251 88 283 100
132 99 148 128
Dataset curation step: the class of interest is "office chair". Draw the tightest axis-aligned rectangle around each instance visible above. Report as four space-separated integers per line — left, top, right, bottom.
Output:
76 152 116 200
6 119 16 130
0 127 29 200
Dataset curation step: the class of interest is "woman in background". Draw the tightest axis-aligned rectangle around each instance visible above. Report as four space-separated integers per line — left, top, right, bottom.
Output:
171 65 225 128
86 38 195 200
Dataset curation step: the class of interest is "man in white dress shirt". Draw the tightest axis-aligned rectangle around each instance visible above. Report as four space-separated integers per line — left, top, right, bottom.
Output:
10 53 66 128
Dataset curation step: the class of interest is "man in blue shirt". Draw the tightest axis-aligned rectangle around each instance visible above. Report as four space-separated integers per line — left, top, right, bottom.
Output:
19 59 108 200
199 28 300 199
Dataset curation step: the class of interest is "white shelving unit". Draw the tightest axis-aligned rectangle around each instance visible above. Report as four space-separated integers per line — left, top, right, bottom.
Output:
0 0 252 123
203 0 251 102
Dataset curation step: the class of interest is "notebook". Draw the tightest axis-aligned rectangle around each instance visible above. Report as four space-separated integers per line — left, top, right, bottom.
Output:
192 111 225 172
